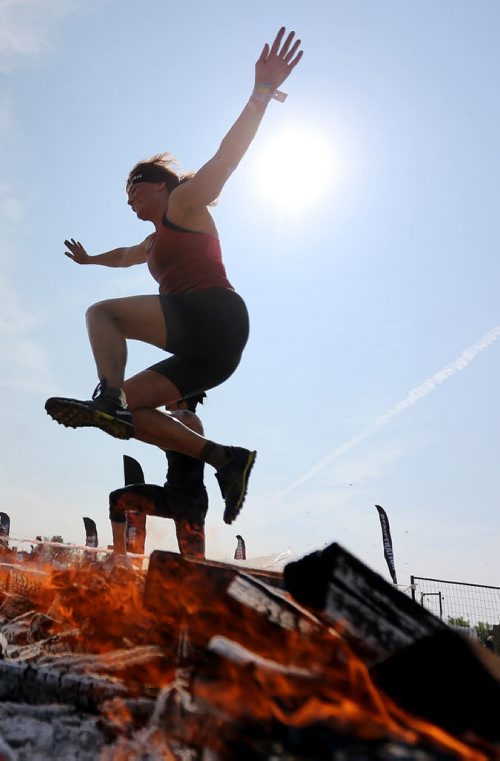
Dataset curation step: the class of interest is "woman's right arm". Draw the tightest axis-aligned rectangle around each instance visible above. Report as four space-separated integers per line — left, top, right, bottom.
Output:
64 236 151 267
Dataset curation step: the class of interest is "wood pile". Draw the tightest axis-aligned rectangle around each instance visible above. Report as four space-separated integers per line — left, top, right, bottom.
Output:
0 542 497 760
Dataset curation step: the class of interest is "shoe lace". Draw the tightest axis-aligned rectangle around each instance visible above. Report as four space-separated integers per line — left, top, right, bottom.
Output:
92 379 108 400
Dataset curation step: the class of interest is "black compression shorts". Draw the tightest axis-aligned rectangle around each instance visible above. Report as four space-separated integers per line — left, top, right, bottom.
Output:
109 483 208 526
109 483 207 558
148 287 249 397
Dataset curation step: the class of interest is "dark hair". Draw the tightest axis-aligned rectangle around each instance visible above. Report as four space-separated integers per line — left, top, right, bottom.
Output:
127 152 193 193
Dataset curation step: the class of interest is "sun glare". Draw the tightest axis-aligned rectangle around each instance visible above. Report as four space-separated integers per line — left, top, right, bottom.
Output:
252 125 335 213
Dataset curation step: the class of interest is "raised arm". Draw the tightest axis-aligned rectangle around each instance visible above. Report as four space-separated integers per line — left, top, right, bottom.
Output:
64 236 152 267
172 27 303 209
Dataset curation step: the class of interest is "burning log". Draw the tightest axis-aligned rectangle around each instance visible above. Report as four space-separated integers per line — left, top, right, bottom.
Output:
0 592 41 625
3 629 82 662
0 610 59 647
146 634 482 761
2 567 55 614
371 629 500 744
283 542 446 664
0 660 129 711
142 550 493 760
143 549 320 662
0 544 496 760
284 542 500 752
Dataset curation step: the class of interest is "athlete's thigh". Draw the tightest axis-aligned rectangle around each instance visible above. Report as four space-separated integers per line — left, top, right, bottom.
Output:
102 295 167 349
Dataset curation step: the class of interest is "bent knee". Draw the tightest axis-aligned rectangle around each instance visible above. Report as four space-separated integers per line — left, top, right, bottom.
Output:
86 299 117 321
169 409 204 435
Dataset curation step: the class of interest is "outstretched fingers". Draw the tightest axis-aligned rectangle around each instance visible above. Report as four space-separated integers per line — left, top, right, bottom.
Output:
268 27 303 69
64 238 88 263
284 39 302 67
256 43 269 64
269 26 286 57
278 30 295 57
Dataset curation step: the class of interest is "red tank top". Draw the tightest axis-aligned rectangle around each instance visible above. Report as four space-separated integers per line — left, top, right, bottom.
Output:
147 216 233 295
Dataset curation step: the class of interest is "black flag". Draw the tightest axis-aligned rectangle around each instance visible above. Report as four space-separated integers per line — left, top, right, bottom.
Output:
83 517 98 548
123 455 145 485
234 534 246 560
0 512 10 538
122 455 147 557
375 504 397 584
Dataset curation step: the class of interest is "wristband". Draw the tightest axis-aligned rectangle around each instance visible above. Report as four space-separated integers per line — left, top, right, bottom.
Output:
248 85 288 113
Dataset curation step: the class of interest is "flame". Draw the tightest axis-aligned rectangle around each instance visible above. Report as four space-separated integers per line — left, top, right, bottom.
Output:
193 634 488 760
0 551 495 760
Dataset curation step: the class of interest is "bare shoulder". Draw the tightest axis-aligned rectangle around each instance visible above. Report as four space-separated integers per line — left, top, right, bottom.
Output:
167 186 218 236
141 232 155 250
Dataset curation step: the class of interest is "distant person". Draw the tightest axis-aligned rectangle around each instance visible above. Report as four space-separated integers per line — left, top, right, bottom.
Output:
45 27 303 525
109 393 208 562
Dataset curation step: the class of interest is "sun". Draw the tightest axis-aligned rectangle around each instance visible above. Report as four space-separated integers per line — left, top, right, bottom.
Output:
252 124 336 213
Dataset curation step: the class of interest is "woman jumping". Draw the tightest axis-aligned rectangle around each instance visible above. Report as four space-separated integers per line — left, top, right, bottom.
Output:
45 27 303 524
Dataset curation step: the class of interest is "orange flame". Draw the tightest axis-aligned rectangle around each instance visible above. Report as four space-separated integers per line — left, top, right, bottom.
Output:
0 553 495 760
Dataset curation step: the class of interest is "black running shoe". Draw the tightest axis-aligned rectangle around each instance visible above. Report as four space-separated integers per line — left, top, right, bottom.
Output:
45 381 135 440
215 447 256 524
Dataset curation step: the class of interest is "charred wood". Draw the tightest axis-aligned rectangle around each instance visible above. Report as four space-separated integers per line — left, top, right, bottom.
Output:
0 548 494 760
0 593 37 624
284 542 446 664
371 629 500 745
0 702 108 761
5 570 54 610
37 644 166 674
37 645 170 695
0 611 60 647
151 640 466 761
144 551 320 664
0 660 129 712
3 629 81 662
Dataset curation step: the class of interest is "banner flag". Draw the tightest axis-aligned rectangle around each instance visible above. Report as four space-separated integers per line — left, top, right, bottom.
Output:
234 534 246 560
83 517 98 548
123 455 145 485
0 512 10 537
375 504 398 584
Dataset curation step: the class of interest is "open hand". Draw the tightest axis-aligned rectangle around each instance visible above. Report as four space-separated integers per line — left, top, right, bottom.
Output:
64 238 90 264
255 27 303 91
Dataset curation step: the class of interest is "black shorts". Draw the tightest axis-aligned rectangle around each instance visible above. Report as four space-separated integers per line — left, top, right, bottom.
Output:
148 287 249 397
109 483 208 527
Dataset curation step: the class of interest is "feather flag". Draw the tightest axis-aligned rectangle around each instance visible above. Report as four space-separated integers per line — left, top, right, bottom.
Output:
234 534 246 560
0 512 10 538
83 517 98 548
375 504 398 584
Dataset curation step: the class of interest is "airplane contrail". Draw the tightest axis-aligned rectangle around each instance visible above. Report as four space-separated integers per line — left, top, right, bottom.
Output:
281 323 500 496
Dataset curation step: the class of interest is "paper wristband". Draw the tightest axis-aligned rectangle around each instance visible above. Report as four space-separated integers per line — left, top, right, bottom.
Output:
272 90 288 103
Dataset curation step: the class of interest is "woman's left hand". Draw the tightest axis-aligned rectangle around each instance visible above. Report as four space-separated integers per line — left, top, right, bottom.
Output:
255 27 303 91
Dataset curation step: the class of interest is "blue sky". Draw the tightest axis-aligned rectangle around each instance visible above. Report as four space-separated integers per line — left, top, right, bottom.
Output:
1 0 499 587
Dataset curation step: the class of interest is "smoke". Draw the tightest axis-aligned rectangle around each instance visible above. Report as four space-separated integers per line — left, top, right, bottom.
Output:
281 324 500 496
